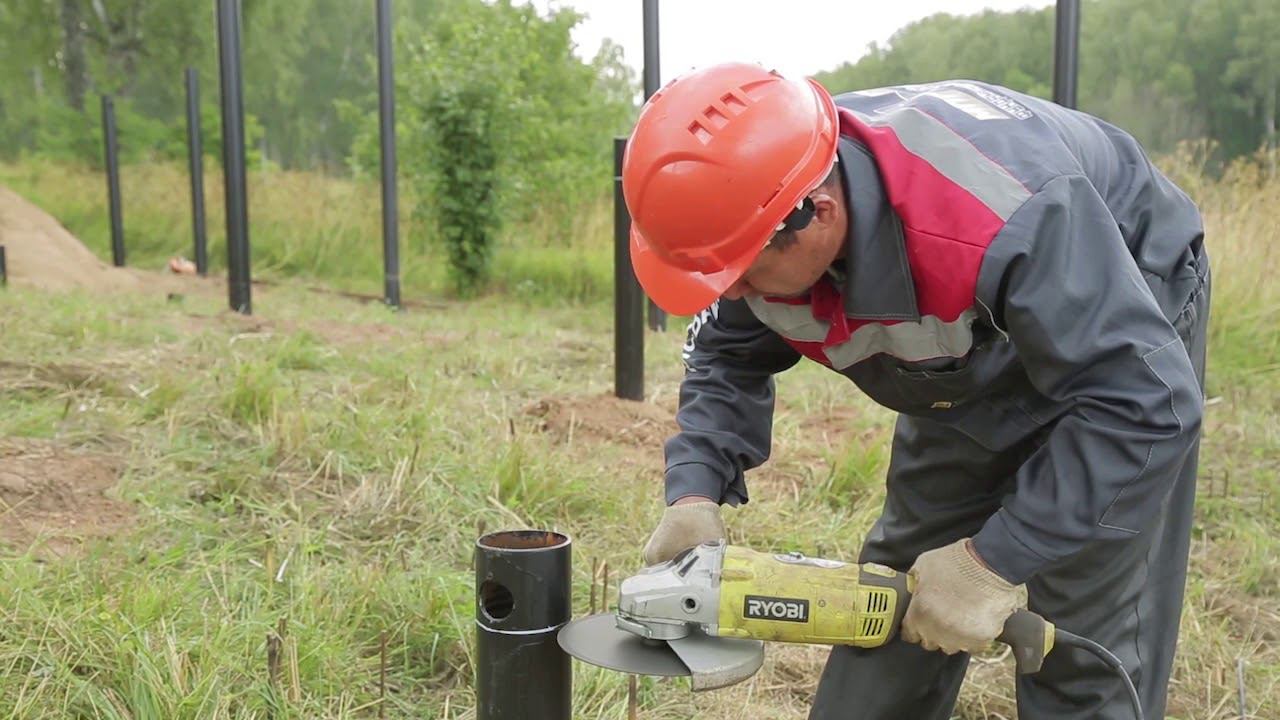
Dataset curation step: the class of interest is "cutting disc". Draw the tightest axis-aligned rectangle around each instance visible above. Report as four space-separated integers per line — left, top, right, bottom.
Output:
558 613 690 677
558 613 765 691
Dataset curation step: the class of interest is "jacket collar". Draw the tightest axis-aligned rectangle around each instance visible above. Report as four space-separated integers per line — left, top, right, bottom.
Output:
834 136 920 322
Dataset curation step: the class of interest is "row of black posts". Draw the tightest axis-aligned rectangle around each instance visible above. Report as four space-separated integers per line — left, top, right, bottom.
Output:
99 70 212 277
95 0 400 315
100 71 209 276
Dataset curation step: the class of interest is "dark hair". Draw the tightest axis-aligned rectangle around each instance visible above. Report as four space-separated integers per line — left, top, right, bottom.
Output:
767 163 842 250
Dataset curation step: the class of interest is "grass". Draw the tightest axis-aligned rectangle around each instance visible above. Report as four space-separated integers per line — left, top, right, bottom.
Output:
0 152 1277 718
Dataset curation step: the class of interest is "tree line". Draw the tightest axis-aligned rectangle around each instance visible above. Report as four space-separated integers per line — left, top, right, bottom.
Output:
814 0 1279 162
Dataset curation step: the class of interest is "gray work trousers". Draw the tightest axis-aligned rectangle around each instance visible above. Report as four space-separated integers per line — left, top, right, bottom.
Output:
810 253 1210 720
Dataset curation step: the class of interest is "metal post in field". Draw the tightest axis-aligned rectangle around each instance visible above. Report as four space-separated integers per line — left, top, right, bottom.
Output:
475 531 572 720
615 137 645 402
0 245 7 287
376 0 401 309
185 68 209 276
216 0 252 314
641 0 666 332
100 95 125 267
1053 0 1080 108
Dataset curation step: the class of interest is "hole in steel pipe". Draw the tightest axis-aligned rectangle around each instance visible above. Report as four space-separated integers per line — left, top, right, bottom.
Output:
480 580 516 622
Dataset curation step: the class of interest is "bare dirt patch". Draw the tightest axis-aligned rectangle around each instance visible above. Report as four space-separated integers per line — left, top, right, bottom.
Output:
524 393 678 449
0 438 133 556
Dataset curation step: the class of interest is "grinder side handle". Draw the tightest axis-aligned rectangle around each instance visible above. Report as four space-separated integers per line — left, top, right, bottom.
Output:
997 609 1055 674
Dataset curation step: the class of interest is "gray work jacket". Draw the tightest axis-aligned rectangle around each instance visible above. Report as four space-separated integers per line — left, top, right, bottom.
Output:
666 81 1206 584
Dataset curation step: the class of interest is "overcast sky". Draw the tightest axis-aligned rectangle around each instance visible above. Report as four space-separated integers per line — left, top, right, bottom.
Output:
532 1 1057 81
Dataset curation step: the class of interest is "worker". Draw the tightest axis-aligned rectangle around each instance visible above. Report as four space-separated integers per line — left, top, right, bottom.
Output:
629 63 1209 719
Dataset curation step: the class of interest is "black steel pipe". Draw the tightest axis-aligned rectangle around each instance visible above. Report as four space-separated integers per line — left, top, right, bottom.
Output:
475 530 572 720
642 0 660 99
614 137 644 401
0 245 7 287
1053 0 1081 109
376 0 401 309
641 0 666 332
101 95 125 267
217 0 252 314
186 68 209 276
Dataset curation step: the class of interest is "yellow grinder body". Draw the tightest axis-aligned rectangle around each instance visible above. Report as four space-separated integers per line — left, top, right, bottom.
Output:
714 546 912 646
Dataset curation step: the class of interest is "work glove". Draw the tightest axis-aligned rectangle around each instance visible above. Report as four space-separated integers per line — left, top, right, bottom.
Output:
900 537 1027 655
641 500 726 566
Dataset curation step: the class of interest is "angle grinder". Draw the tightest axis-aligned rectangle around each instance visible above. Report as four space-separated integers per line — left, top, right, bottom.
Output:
558 541 1144 720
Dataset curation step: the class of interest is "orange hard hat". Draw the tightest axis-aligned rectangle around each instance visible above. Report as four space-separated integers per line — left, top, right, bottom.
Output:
623 62 839 315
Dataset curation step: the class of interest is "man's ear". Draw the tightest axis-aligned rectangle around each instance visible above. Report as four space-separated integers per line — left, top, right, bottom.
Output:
810 192 841 226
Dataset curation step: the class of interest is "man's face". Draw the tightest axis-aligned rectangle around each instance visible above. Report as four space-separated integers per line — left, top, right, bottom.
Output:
721 190 847 301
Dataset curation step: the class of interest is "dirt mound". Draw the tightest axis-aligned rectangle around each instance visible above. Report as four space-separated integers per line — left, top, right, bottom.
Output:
0 438 133 556
525 393 678 449
0 185 145 292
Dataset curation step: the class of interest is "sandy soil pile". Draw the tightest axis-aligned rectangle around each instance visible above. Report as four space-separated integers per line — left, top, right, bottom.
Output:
0 185 146 292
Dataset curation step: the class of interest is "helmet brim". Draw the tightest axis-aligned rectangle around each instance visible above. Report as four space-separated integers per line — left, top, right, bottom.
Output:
630 225 762 316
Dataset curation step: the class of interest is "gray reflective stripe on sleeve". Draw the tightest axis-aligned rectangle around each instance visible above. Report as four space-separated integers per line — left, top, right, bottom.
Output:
747 296 978 367
824 308 977 369
746 296 829 342
850 107 1031 220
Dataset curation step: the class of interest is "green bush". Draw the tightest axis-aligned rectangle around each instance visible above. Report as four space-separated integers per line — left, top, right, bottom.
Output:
392 0 634 295
421 83 504 295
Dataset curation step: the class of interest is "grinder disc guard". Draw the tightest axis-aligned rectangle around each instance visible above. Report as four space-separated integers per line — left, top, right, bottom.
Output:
558 613 764 691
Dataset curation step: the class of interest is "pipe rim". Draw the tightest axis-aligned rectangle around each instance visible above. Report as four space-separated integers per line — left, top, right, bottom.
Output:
477 529 571 552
